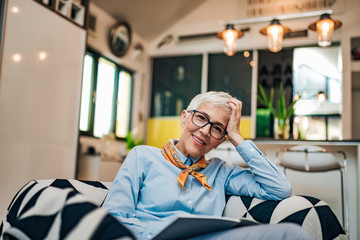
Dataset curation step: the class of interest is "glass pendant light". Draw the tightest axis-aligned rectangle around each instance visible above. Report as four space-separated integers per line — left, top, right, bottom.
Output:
217 24 243 56
309 13 342 47
260 19 290 53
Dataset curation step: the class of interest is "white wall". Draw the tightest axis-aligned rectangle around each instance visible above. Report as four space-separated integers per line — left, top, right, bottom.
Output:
0 0 86 219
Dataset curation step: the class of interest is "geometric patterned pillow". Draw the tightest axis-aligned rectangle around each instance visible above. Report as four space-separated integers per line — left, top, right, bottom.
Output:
223 195 347 240
0 180 133 240
36 179 112 206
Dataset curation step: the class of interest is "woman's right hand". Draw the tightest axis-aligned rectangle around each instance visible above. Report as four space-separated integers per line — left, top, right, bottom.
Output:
226 98 245 147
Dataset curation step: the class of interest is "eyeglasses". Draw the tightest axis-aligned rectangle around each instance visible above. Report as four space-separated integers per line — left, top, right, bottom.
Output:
188 110 227 140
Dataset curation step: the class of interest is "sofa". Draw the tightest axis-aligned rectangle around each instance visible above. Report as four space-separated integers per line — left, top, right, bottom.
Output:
0 179 347 240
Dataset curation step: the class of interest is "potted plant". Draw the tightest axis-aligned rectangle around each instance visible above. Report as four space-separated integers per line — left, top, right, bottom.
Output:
126 131 144 152
257 84 299 139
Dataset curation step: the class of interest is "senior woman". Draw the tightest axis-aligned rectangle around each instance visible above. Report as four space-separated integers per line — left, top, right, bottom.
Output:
103 91 314 240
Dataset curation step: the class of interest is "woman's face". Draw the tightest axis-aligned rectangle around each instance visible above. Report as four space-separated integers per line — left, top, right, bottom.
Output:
176 102 229 158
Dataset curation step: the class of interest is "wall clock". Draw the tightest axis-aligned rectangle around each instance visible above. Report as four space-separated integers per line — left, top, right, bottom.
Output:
109 22 132 57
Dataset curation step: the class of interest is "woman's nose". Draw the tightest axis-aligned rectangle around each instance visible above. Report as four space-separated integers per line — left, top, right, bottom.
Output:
199 123 211 136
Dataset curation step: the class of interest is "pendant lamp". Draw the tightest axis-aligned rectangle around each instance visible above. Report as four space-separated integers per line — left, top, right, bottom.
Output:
260 19 290 53
217 24 244 56
308 13 342 47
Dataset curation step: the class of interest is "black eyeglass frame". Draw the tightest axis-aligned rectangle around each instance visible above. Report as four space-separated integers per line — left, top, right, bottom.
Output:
188 110 228 140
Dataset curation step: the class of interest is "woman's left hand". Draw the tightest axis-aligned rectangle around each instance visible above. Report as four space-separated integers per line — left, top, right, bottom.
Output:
226 98 245 147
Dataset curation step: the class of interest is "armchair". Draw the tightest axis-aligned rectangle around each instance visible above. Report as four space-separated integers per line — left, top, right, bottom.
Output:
0 179 347 240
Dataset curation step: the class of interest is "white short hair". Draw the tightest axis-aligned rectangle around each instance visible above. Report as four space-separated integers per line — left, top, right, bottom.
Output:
186 91 232 115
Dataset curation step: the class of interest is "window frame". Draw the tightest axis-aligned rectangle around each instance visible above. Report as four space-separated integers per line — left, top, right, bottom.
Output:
79 48 133 140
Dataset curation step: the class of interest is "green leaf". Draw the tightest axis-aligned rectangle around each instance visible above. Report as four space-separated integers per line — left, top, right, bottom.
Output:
269 87 274 108
286 98 300 119
258 84 270 107
278 84 286 119
257 94 266 107
257 83 298 122
257 84 279 118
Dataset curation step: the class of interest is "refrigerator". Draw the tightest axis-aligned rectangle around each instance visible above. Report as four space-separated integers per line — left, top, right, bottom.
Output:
0 0 86 218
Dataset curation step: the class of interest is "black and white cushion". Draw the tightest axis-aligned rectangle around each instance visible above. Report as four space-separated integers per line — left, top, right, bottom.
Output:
35 179 112 206
223 195 347 240
1 179 347 240
0 180 133 240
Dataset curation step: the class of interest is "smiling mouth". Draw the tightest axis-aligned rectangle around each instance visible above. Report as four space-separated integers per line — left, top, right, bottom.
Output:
192 135 206 145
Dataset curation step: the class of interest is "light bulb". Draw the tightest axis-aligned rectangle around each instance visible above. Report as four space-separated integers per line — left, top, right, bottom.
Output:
267 24 284 52
260 19 289 53
217 24 243 56
222 28 238 56
316 18 334 47
309 14 342 48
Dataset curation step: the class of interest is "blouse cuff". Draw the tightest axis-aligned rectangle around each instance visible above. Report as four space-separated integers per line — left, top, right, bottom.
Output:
235 140 263 163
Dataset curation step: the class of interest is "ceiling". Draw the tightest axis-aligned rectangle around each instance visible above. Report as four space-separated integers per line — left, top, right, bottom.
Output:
90 0 207 41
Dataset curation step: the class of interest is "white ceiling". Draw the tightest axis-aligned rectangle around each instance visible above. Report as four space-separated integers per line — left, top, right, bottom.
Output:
90 0 207 41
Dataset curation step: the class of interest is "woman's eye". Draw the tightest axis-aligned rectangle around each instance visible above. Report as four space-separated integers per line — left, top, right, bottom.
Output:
196 114 207 121
213 125 224 134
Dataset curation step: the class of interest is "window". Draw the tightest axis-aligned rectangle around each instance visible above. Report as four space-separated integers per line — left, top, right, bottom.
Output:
292 46 342 140
256 45 343 140
150 53 253 117
150 55 202 116
79 50 133 138
208 51 253 116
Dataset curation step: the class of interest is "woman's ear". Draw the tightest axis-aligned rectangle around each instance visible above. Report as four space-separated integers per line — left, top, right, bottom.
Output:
214 135 227 149
180 110 188 127
221 135 228 144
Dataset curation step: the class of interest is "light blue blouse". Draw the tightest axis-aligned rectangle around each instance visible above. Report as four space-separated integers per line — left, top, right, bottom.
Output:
102 140 291 239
